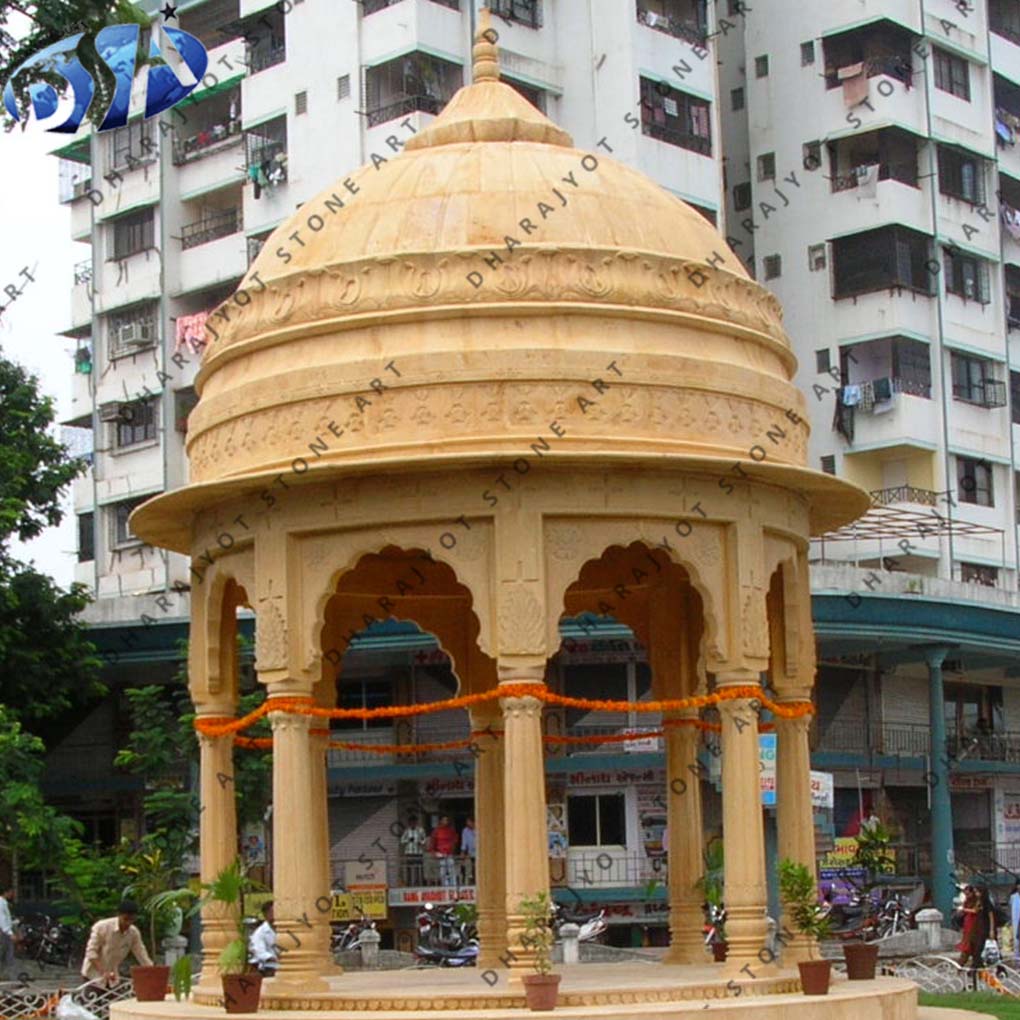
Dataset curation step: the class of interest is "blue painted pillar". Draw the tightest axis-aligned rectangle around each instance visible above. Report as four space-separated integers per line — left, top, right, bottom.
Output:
925 646 955 917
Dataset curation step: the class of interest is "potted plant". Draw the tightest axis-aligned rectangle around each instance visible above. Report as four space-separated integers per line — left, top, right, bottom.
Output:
200 858 265 1014
696 839 727 961
170 955 193 1001
842 820 895 979
122 847 175 1001
519 892 560 1011
778 859 835 995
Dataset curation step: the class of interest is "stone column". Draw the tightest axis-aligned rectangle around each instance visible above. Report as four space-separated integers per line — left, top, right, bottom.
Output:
470 702 507 968
268 706 330 992
717 678 771 975
310 727 342 974
195 722 238 994
662 711 706 964
500 664 549 979
775 707 816 962
925 646 955 917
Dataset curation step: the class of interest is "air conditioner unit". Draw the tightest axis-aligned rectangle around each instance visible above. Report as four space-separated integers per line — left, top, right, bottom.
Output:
116 322 153 347
72 178 92 199
99 401 122 422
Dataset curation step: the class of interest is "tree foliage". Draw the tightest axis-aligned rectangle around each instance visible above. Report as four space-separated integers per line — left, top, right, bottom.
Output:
0 1 155 133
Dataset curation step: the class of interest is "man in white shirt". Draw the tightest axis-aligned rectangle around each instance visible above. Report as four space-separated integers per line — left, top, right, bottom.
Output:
81 900 152 986
0 886 16 981
249 901 278 977
400 815 427 886
460 819 477 884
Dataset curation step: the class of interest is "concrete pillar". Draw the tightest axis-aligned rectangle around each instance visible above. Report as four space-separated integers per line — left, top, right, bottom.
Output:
775 709 817 962
470 703 507 968
560 924 580 964
925 646 955 917
916 907 944 951
500 664 549 979
195 725 238 994
310 727 342 975
268 707 330 992
717 681 771 975
662 712 706 964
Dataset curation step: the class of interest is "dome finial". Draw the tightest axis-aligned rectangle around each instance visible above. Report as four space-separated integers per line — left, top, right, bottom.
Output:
473 7 500 83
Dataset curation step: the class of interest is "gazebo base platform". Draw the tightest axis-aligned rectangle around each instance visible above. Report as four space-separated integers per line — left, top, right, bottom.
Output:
112 966 919 1019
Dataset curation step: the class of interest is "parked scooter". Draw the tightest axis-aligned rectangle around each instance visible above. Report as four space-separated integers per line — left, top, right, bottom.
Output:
414 904 479 967
332 907 377 953
551 904 608 944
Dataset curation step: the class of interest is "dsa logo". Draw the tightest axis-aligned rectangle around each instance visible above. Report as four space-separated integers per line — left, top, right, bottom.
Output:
3 24 208 134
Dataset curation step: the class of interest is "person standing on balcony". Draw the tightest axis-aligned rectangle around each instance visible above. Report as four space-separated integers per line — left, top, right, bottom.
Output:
460 818 477 884
400 814 427 886
428 816 459 887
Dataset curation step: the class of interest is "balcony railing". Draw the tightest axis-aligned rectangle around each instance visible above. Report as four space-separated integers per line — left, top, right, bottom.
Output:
815 719 1020 762
641 121 712 155
1008 295 1020 329
180 208 242 251
366 94 444 128
636 6 708 45
490 0 541 28
952 379 1008 408
172 120 242 166
831 161 918 192
557 851 667 887
869 485 939 507
363 0 459 11
564 723 663 754
248 42 286 74
73 260 93 286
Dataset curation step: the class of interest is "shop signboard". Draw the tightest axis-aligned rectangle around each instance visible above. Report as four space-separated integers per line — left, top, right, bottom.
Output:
810 771 834 809
332 858 387 920
759 733 777 806
995 789 1020 844
387 886 476 907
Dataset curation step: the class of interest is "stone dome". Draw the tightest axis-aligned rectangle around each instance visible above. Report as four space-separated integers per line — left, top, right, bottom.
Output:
133 14 868 553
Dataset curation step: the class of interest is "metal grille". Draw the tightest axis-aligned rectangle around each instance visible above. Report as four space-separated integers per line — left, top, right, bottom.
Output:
0 980 133 1020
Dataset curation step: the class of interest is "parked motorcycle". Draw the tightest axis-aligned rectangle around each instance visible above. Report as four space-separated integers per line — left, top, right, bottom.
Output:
703 903 726 947
414 904 478 967
551 904 608 944
332 908 377 953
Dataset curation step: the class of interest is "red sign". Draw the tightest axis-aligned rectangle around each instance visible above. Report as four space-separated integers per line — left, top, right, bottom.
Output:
387 886 476 906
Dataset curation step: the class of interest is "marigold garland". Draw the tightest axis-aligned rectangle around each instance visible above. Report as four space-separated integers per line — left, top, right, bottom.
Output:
194 683 812 740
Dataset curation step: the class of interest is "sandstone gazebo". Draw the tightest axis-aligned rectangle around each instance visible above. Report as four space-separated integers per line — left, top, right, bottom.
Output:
130 13 912 1018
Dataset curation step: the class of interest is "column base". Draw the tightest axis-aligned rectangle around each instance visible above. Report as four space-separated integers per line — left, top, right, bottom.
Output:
780 933 816 964
264 974 331 995
662 942 708 965
721 956 779 979
665 904 708 965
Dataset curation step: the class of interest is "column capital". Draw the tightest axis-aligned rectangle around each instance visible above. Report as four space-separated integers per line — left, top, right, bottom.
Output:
469 700 505 734
917 644 955 670
773 712 812 735
499 694 544 721
268 706 314 733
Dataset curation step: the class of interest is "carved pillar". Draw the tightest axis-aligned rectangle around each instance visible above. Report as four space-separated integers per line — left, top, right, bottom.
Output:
268 706 330 991
775 707 816 962
310 727 342 974
470 702 507 968
662 711 706 963
196 721 238 994
499 664 548 979
717 677 771 975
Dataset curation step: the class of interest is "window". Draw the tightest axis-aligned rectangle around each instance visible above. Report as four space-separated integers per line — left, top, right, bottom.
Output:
951 352 1005 406
803 140 821 171
1012 371 1020 425
109 120 154 170
957 456 994 506
757 152 775 181
991 0 1020 45
504 75 546 113
115 398 158 448
333 677 394 730
960 562 999 586
816 349 831 373
820 455 836 475
831 225 933 298
733 182 751 210
801 41 815 65
933 47 970 100
808 244 827 271
111 495 150 548
731 87 745 111
938 145 985 204
689 203 717 226
175 387 199 433
942 248 990 303
295 91 307 115
638 78 712 156
567 794 626 847
763 254 782 279
245 116 288 188
110 208 155 260
77 512 95 563
490 0 541 28
755 54 769 78
337 74 351 100
245 8 286 73
108 304 158 358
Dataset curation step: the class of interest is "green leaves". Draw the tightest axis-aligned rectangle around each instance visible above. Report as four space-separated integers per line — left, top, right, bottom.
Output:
778 859 834 942
171 955 193 1001
518 891 556 976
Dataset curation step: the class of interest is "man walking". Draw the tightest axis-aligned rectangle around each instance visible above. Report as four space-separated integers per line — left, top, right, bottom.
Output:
81 900 152 986
249 901 278 977
0 886 16 981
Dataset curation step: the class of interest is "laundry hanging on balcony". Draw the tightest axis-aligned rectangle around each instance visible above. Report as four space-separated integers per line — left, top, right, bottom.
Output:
1002 204 1020 242
838 63 868 108
856 163 879 200
996 109 1018 146
175 311 209 355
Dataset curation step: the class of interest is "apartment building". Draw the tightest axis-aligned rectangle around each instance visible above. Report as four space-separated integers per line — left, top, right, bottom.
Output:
40 0 1020 925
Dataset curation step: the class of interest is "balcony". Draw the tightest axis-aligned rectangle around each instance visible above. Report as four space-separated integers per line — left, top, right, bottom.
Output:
326 720 471 767
243 7 285 75
364 53 462 129
953 378 1007 409
490 0 542 29
823 20 915 91
562 723 663 755
181 208 242 251
363 0 459 11
831 225 934 300
991 0 1020 46
367 94 444 128
556 851 667 888
639 77 712 157
636 0 708 46
172 120 241 167
73 260 92 287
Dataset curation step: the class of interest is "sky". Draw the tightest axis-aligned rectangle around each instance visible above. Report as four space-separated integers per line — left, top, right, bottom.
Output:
1 34 84 586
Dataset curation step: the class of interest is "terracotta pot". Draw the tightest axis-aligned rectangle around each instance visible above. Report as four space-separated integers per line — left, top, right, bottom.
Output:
797 959 832 996
711 941 728 962
131 965 169 1002
843 941 879 980
222 972 263 1014
522 973 561 1011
